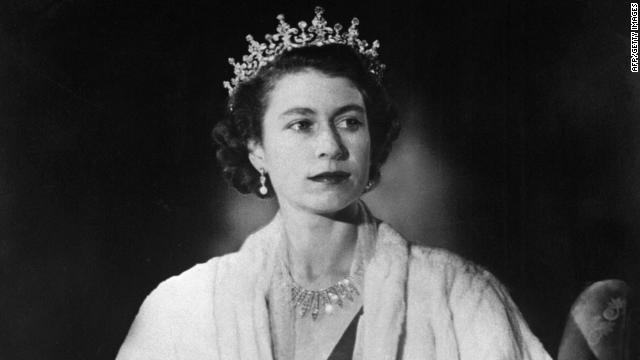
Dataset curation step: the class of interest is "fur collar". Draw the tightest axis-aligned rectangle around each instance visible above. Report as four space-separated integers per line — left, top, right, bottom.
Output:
212 203 410 359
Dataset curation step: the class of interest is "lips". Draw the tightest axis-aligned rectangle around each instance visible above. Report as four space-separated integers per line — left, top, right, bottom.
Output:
308 171 351 184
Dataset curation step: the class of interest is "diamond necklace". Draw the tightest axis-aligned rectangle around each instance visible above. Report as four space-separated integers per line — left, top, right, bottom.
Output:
280 245 364 321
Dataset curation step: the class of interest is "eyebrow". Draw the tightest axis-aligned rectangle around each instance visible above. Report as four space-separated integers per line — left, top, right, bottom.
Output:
279 104 366 118
333 104 366 117
279 107 316 118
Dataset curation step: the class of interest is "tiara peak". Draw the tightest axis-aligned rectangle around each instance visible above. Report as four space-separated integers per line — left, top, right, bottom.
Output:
223 6 385 96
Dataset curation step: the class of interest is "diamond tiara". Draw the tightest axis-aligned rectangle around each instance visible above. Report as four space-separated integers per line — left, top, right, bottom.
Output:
223 6 385 96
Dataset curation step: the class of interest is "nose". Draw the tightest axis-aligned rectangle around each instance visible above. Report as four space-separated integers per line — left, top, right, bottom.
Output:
315 124 347 160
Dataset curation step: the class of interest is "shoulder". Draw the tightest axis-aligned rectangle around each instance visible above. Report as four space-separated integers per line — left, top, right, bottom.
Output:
117 219 281 360
148 257 221 305
406 243 520 319
409 243 479 272
136 218 279 312
116 254 239 359
144 248 257 311
376 222 495 291
126 256 230 329
375 223 551 359
403 246 551 359
376 222 516 315
408 244 497 291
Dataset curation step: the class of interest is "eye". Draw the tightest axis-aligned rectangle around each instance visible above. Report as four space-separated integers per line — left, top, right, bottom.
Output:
289 119 313 132
336 117 363 130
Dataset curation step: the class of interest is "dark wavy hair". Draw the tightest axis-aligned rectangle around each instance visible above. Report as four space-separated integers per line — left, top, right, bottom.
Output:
212 44 400 198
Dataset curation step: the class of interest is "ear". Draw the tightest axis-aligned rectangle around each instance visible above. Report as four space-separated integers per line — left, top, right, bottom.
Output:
247 138 266 172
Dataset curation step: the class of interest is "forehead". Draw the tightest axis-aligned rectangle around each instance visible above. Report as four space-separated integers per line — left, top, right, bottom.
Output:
265 70 364 117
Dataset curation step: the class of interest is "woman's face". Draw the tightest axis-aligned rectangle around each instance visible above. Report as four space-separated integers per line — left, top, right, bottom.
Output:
249 69 371 215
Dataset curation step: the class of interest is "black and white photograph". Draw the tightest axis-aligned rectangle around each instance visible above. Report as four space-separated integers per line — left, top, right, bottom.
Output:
1 1 638 359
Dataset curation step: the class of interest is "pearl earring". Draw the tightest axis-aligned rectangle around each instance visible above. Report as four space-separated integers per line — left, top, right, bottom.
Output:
259 168 268 195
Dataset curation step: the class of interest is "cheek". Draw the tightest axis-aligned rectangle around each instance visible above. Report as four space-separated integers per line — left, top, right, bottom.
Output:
350 132 371 164
264 141 306 181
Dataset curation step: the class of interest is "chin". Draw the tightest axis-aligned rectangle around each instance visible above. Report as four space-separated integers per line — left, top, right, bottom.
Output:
301 191 362 215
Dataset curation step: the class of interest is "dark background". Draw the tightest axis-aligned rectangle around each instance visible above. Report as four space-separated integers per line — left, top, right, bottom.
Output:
1 0 638 359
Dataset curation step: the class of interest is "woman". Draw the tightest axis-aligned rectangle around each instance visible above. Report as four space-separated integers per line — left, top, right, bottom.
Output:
117 7 552 360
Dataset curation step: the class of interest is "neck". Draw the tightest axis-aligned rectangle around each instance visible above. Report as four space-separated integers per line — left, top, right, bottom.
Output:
279 201 361 288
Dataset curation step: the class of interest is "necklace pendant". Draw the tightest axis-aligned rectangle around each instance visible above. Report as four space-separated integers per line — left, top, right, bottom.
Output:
281 252 363 321
299 291 312 317
328 289 344 308
334 285 348 306
324 303 334 314
308 293 317 320
311 293 320 320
